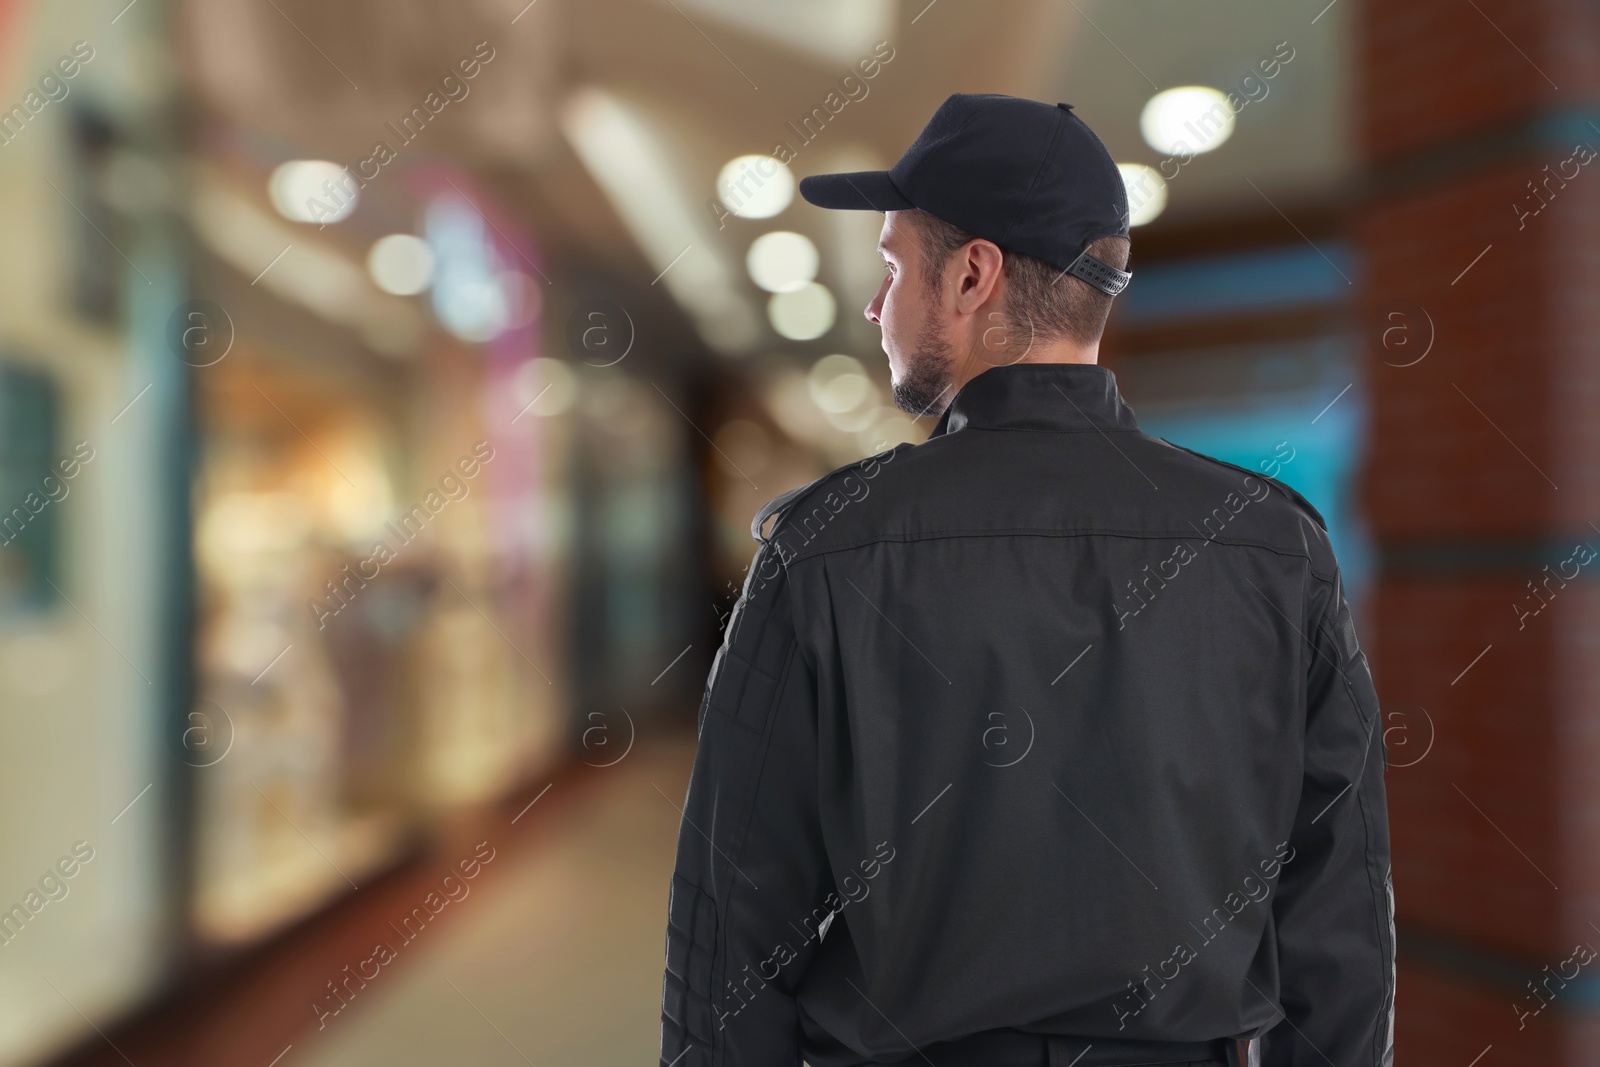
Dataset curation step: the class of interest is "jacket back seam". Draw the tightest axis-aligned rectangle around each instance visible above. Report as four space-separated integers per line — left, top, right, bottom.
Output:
776 527 1328 571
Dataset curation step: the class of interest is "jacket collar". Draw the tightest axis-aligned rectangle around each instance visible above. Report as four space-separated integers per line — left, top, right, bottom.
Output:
924 362 1140 440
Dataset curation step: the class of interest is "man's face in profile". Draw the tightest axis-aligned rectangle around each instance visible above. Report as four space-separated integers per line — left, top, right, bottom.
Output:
864 211 956 418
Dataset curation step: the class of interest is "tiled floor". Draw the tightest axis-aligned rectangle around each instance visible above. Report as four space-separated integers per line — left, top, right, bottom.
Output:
298 737 694 1067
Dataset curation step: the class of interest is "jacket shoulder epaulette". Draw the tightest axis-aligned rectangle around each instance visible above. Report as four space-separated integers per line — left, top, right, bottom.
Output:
751 474 831 544
1158 438 1329 532
750 443 914 545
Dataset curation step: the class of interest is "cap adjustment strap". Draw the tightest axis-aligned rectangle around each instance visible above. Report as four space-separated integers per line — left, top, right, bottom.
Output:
1065 249 1132 296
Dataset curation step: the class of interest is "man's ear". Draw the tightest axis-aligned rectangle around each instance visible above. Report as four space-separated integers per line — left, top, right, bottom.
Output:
952 239 1005 316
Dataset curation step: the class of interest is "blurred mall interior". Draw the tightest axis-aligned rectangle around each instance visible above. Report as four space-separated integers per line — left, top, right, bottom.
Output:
0 0 1596 1063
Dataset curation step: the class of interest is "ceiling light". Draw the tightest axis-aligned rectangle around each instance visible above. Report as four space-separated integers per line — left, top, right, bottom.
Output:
269 160 357 224
717 154 794 219
1117 164 1168 226
367 234 435 295
426 196 507 342
807 353 871 413
768 282 835 340
1139 86 1235 156
192 168 421 357
747 231 819 293
560 88 753 353
661 0 893 66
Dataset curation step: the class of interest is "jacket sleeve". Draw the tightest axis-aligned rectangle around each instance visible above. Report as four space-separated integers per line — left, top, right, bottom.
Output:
1262 561 1396 1067
660 536 832 1066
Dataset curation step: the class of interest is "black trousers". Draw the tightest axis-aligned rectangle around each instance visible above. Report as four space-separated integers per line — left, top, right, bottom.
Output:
858 1029 1251 1067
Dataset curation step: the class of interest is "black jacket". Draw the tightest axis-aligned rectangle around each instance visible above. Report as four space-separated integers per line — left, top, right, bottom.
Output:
661 362 1395 1067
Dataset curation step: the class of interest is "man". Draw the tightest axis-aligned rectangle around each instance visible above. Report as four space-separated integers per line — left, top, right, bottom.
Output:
661 93 1395 1067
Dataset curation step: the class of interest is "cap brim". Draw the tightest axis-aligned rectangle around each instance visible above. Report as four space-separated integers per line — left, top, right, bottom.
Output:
798 170 914 211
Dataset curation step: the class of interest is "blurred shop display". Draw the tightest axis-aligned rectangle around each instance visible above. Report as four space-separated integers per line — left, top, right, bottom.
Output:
189 354 410 944
2 0 587 1056
184 159 571 943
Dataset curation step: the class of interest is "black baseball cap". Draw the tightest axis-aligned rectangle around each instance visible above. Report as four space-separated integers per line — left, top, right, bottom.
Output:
797 93 1132 296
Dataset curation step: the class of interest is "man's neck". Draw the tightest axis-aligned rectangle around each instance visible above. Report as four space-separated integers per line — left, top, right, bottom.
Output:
945 341 1101 405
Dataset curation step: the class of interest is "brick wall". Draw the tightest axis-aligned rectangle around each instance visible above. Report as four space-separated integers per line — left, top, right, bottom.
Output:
1358 0 1600 1060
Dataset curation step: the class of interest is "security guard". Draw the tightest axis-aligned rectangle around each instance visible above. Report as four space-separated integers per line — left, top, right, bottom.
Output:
661 94 1395 1067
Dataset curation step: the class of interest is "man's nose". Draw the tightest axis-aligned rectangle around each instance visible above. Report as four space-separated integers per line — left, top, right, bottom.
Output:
864 277 888 325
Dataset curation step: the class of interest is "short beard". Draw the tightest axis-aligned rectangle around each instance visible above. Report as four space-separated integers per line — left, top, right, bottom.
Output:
891 303 955 417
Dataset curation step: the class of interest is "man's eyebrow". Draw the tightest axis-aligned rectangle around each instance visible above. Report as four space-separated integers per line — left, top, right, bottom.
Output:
876 242 891 257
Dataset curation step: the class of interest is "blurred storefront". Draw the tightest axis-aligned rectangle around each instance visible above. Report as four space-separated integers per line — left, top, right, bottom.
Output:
0 0 700 1061
0 1 185 1062
180 143 574 944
